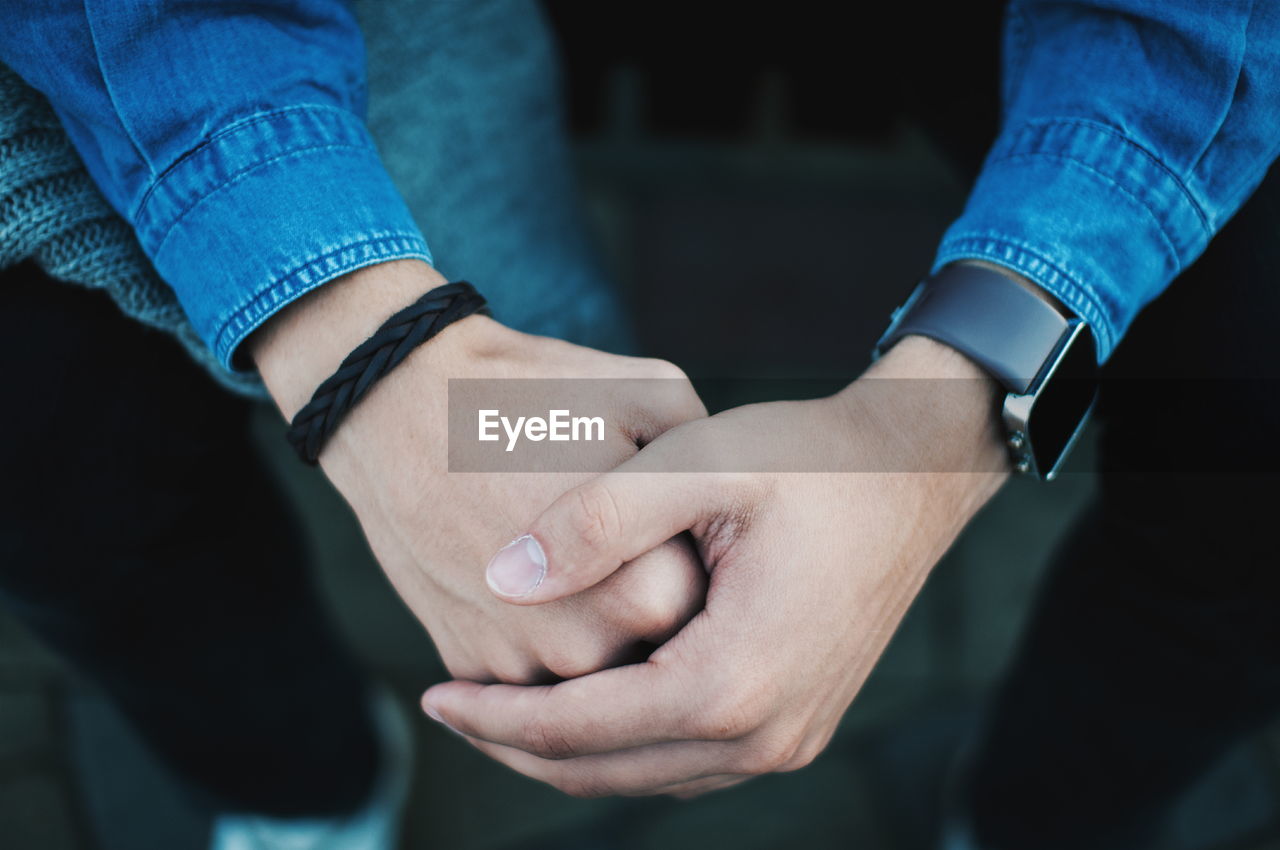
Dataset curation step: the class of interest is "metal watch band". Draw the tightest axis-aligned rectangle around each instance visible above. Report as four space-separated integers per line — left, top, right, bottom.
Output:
875 264 1070 394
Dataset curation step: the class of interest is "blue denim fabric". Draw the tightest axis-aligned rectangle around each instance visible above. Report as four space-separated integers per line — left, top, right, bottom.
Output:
1 1 1276 367
0 0 625 374
934 0 1280 362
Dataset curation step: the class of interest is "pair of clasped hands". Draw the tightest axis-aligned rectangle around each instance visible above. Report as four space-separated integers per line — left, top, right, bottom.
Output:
254 260 1009 798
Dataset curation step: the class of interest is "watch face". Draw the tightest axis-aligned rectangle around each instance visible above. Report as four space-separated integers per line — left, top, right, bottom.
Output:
1027 324 1098 477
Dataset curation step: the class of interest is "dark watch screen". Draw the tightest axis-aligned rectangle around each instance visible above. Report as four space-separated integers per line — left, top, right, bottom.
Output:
1028 326 1098 476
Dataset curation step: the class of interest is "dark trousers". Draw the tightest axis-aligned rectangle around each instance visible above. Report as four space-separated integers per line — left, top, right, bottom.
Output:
895 7 1280 844
962 157 1280 850
0 264 378 817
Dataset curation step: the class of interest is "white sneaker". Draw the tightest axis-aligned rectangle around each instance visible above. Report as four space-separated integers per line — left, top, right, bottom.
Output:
208 686 413 850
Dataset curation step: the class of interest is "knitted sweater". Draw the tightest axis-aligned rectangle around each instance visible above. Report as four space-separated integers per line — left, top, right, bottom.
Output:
0 64 263 397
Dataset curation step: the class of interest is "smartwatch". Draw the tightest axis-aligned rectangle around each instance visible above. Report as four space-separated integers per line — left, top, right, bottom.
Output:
873 263 1098 480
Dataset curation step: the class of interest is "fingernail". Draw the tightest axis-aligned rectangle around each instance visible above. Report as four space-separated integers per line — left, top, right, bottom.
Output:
486 534 547 598
423 703 463 737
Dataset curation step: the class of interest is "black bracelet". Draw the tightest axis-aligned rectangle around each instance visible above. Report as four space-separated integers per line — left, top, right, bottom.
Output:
286 281 488 465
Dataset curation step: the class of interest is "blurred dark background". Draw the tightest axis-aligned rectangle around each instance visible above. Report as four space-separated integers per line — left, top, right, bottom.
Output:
1 3 1278 849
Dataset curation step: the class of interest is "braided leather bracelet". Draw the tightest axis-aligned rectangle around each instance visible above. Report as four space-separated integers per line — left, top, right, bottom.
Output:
286 281 488 465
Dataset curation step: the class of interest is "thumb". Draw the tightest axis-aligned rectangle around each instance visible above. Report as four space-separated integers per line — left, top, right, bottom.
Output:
485 468 721 605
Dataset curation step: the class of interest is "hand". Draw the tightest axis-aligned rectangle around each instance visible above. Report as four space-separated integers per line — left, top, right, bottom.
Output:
421 336 1009 796
252 260 709 684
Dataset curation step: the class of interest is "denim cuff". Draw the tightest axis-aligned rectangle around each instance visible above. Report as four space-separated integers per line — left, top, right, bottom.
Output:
934 119 1211 362
132 105 432 371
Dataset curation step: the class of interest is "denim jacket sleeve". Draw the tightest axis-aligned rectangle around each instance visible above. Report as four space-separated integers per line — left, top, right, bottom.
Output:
0 0 432 371
934 0 1280 362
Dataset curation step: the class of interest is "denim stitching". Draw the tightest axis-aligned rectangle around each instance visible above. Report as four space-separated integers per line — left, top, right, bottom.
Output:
213 233 424 353
212 234 430 365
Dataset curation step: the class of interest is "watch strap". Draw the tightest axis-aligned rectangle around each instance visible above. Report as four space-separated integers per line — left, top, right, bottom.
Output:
876 264 1069 394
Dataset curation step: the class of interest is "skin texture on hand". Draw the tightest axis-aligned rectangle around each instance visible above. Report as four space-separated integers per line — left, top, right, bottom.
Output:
251 260 709 684
421 336 1011 797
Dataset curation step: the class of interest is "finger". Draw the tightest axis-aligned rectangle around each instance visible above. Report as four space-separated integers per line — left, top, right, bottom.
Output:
622 367 708 446
423 659 721 758
460 734 731 798
596 534 707 643
660 775 748 799
485 461 727 604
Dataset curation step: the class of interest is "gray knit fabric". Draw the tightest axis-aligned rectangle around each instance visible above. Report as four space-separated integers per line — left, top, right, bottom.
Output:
0 64 264 397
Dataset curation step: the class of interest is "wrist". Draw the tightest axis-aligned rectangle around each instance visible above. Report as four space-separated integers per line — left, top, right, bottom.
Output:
839 335 1009 488
892 262 1095 480
251 260 497 418
865 333 999 383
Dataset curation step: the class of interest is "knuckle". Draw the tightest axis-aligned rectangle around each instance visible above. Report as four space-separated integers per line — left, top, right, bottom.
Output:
739 732 801 774
540 645 607 680
692 671 773 740
619 581 680 635
565 481 623 554
676 380 707 420
644 358 689 383
696 696 765 741
489 655 545 686
522 717 579 760
780 741 823 773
